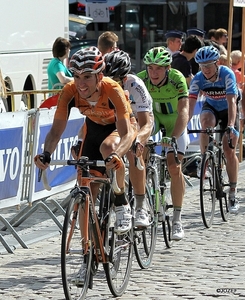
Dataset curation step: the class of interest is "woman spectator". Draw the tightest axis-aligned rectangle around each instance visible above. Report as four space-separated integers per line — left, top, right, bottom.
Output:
47 37 73 90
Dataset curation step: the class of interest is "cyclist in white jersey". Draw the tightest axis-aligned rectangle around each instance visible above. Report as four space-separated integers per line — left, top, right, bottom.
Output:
189 45 240 213
104 49 154 227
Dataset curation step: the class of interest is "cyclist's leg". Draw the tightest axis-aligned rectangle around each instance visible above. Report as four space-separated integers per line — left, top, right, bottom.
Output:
78 119 115 235
100 132 132 233
220 113 240 213
166 130 188 240
199 103 217 153
126 151 149 227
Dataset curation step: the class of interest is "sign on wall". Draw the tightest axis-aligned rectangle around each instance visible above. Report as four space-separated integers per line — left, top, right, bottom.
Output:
86 3 110 22
233 0 245 7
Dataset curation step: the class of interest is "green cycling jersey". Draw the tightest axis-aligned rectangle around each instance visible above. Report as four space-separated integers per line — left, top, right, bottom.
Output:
137 68 188 136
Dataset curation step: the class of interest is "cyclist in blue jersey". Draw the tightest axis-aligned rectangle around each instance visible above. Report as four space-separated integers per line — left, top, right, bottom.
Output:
189 45 240 213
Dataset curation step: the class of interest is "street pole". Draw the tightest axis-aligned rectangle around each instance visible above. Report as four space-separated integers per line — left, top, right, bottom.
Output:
196 0 204 30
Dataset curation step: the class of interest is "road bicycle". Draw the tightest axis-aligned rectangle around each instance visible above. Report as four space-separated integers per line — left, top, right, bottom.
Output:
40 156 133 300
188 127 233 228
144 137 180 248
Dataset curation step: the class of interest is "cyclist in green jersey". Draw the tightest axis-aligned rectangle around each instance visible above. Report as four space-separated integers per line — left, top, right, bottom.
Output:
138 46 189 241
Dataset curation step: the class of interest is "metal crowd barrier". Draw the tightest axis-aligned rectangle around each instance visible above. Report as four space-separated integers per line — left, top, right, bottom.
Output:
6 89 61 111
1 89 68 253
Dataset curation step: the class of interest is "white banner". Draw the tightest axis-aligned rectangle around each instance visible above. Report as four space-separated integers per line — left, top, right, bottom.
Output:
0 111 28 209
29 107 85 203
233 0 245 7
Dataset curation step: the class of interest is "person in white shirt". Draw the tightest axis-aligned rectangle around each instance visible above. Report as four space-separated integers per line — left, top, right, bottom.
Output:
165 30 184 55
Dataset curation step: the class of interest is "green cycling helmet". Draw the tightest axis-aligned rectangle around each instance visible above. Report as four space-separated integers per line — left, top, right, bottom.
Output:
143 47 172 66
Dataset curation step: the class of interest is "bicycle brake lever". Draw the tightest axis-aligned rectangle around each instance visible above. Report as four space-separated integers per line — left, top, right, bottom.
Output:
226 127 235 149
171 136 181 165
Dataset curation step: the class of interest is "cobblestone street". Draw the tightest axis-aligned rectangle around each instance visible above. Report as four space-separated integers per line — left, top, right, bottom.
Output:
1 163 245 299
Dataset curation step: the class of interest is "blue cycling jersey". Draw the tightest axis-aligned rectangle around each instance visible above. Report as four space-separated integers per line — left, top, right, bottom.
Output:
189 65 238 111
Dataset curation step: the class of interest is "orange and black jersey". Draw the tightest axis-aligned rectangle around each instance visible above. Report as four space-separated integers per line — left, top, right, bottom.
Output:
54 77 132 125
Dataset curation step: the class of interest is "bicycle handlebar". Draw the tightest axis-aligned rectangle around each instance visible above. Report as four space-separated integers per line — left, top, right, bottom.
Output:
187 127 234 149
38 157 121 193
146 137 181 165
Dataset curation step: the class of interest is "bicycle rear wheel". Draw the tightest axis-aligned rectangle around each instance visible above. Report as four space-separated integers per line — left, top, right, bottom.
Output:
104 219 133 297
61 195 92 300
200 152 216 228
218 154 229 222
134 184 157 269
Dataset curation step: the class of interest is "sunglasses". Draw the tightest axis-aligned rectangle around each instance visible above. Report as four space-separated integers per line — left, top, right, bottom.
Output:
199 61 216 69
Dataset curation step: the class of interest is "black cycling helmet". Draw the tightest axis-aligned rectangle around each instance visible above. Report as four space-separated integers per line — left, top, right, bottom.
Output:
103 50 131 79
69 46 105 74
195 46 220 63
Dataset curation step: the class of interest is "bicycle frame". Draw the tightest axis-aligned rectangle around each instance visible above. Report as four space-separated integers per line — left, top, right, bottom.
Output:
206 131 229 199
41 157 114 262
145 141 166 218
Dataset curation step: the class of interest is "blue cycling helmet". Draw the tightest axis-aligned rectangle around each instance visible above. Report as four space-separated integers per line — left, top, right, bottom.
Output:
195 46 220 63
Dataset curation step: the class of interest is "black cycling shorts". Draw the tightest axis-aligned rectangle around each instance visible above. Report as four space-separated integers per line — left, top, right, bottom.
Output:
81 117 116 174
202 102 239 130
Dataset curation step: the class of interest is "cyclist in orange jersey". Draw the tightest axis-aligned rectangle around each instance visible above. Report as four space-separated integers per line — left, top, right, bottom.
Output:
34 46 136 234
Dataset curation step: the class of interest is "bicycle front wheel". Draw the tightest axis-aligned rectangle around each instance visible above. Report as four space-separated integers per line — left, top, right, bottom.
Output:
200 152 216 228
61 195 92 300
134 184 157 269
219 154 229 222
104 225 133 297
162 182 173 248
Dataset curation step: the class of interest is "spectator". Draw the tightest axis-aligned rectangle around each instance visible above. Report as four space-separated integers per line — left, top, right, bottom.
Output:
165 30 184 55
207 28 216 41
217 53 231 67
47 37 73 90
171 35 203 87
187 28 206 40
214 28 228 55
97 31 119 56
186 28 206 75
230 50 245 88
214 28 228 46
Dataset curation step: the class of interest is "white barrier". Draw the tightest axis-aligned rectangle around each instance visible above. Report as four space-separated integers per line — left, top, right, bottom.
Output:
30 107 85 203
0 111 28 209
0 107 85 209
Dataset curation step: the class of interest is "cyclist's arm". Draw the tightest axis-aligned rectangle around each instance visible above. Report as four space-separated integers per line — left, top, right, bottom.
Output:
188 95 198 121
115 118 136 158
34 84 74 169
34 119 67 170
45 119 67 154
137 111 153 145
188 75 201 121
171 96 189 139
226 94 238 127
